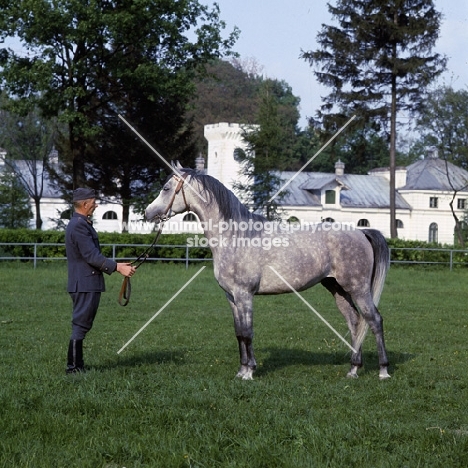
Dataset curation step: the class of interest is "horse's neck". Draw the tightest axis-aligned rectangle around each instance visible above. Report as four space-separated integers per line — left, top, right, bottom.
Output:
192 203 229 239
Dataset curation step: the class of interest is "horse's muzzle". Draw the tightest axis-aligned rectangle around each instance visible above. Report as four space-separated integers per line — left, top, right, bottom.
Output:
145 210 172 223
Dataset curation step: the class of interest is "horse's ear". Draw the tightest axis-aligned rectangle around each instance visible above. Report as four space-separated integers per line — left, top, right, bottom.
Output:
170 160 184 171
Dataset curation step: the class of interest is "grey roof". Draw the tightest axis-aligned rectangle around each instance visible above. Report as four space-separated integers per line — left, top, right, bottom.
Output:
278 171 411 210
401 157 468 191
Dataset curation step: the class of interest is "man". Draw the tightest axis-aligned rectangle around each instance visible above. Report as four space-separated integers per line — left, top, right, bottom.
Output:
65 187 136 374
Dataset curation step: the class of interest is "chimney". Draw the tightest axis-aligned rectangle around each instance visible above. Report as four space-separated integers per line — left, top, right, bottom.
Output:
427 147 438 159
335 159 345 176
195 153 205 173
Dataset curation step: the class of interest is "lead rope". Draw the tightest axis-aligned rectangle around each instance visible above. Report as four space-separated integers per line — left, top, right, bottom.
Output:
118 173 189 306
118 220 165 306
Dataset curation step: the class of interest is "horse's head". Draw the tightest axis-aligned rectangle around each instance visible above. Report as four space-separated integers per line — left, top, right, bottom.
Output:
145 164 191 222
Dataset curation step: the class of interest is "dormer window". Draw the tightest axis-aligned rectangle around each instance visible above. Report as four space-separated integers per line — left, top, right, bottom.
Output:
325 190 336 204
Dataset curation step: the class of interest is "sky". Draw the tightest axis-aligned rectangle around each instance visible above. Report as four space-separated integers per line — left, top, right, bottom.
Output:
211 0 468 129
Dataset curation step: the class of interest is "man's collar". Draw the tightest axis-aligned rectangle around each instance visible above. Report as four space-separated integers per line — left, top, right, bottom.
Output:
73 212 93 225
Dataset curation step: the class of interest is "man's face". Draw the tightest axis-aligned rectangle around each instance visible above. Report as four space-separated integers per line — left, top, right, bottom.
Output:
82 198 98 217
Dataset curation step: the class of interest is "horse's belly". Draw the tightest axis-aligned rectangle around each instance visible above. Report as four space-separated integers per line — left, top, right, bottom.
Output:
256 255 327 295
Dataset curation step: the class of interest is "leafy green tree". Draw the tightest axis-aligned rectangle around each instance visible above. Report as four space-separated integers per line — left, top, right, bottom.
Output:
234 81 297 219
301 0 446 237
0 0 238 189
0 166 32 228
0 104 57 229
189 59 262 154
415 86 468 168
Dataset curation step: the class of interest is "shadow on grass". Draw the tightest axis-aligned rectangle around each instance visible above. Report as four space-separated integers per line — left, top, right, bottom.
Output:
256 347 415 377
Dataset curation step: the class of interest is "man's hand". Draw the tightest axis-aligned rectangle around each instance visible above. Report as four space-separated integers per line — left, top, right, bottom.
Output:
116 262 136 277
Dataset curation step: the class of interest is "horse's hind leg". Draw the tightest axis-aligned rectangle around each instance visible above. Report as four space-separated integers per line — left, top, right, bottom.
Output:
225 291 257 380
321 278 366 378
352 293 390 380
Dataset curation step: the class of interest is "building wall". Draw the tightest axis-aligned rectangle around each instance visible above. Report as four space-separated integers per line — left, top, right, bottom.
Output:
204 122 254 197
29 122 464 245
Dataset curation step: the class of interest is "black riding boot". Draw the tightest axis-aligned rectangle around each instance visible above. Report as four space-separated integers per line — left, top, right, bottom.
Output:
66 339 85 374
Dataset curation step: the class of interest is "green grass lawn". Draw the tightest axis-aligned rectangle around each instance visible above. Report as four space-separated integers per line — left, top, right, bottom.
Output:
0 262 467 467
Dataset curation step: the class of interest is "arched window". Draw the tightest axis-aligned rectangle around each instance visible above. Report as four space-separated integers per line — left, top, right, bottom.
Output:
60 209 72 220
183 213 198 222
396 219 404 229
325 190 336 204
357 219 370 227
287 216 300 224
102 211 118 220
429 223 438 243
323 217 335 223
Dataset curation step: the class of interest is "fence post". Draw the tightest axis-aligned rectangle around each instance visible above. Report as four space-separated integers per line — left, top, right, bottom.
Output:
34 243 37 269
186 244 189 269
450 250 453 271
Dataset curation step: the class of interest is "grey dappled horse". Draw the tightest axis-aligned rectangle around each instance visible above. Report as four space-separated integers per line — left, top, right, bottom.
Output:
145 168 391 380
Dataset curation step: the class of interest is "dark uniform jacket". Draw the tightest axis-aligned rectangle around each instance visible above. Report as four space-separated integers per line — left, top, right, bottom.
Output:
65 213 117 293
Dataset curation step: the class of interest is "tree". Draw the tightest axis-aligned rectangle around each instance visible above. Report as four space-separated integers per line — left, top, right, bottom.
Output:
416 86 468 168
0 0 238 188
188 59 262 154
0 166 32 228
0 105 57 229
234 81 297 219
301 0 446 237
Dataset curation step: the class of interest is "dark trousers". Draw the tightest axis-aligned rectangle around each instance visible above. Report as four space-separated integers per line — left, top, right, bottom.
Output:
69 292 101 340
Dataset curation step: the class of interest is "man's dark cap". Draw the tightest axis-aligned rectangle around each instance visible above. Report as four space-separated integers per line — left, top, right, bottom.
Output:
73 188 96 202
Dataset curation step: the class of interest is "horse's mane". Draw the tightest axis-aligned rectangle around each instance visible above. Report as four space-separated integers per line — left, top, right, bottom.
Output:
182 169 266 224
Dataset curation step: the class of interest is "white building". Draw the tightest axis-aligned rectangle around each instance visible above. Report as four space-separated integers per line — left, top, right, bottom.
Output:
3 122 468 244
201 122 468 245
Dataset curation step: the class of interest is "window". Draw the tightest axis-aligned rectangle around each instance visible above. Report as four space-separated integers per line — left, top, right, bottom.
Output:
429 197 438 208
102 211 118 220
457 198 466 210
233 148 245 163
429 223 438 243
357 219 370 227
183 213 198 222
60 209 72 220
287 216 300 224
323 217 335 223
325 190 336 204
395 219 404 229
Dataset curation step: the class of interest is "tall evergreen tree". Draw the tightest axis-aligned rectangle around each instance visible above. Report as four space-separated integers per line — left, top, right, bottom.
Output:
302 0 446 237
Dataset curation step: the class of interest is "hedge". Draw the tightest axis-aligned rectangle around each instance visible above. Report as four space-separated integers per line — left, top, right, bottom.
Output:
0 228 467 266
0 229 212 261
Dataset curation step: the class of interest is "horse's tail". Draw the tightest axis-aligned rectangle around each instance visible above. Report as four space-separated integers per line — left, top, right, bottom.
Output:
363 229 390 307
355 229 390 350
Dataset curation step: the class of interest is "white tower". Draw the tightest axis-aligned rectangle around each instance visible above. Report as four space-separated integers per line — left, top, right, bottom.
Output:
204 122 256 195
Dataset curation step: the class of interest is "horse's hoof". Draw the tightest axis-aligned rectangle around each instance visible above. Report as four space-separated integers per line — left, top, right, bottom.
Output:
379 369 391 380
236 367 254 380
346 371 359 379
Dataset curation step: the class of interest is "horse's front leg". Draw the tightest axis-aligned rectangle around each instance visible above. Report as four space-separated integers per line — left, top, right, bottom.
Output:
225 291 256 380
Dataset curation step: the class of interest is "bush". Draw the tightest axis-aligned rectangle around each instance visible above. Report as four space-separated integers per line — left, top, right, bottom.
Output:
0 229 212 260
386 237 468 267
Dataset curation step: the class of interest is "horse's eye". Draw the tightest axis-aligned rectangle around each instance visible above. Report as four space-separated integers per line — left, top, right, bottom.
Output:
163 185 170 191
